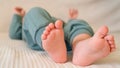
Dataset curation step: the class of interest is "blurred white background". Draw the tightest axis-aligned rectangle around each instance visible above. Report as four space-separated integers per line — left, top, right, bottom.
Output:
0 0 120 33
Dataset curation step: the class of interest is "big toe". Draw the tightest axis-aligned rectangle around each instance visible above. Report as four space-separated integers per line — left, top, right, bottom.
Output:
55 20 63 29
94 26 108 39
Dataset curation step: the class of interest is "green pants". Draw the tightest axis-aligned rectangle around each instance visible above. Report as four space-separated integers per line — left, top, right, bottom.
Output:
9 7 94 51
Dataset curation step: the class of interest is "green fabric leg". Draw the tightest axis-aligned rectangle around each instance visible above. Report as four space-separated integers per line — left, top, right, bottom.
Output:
64 19 94 46
23 7 57 50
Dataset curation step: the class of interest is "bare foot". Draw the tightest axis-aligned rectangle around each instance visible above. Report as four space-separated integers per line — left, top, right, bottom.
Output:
69 8 78 19
14 7 25 17
72 26 116 66
41 20 67 63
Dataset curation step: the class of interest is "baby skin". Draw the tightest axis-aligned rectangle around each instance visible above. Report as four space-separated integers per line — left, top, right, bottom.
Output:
41 8 116 66
41 20 67 63
72 26 116 66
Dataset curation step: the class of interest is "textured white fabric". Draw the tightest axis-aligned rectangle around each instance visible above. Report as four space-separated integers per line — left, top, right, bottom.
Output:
0 33 120 68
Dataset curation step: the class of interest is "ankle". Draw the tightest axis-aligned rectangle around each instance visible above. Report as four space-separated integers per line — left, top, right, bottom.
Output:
72 34 91 48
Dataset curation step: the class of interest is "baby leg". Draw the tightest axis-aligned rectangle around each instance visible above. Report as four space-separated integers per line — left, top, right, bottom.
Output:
72 26 116 66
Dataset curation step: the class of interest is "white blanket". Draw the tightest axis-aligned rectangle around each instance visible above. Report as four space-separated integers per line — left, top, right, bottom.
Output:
0 33 120 68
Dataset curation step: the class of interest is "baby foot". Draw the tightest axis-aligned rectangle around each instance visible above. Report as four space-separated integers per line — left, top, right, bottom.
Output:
72 26 116 66
41 20 67 63
69 8 78 19
14 7 25 17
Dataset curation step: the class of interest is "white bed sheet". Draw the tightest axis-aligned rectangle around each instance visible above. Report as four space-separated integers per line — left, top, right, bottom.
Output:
0 33 120 68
